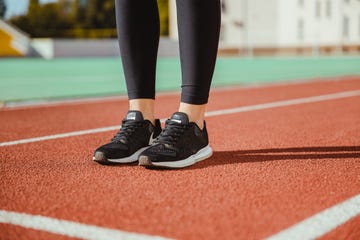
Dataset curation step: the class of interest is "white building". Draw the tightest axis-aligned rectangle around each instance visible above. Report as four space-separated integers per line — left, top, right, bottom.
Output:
169 0 360 55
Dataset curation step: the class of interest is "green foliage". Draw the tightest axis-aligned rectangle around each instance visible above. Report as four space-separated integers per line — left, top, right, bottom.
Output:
9 0 169 38
11 1 72 37
80 0 116 29
158 0 169 36
63 28 117 38
0 0 6 19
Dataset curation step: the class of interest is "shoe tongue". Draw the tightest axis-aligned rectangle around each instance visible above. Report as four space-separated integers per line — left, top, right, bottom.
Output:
170 112 189 124
125 110 144 121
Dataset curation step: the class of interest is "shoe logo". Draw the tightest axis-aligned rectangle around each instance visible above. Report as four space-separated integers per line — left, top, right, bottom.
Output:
149 146 177 157
171 119 182 123
126 112 136 120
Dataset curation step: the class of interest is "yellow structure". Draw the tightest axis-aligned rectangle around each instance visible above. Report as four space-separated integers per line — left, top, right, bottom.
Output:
0 19 30 57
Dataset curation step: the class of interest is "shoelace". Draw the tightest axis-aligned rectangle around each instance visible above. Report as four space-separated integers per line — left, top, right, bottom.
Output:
155 120 188 145
112 121 144 143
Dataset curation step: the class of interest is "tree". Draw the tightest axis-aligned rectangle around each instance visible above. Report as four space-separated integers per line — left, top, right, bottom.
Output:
82 0 115 28
10 1 72 37
158 0 169 36
8 0 168 38
27 0 40 31
0 0 7 19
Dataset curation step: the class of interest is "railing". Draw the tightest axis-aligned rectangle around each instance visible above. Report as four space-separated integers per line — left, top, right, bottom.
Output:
0 19 30 57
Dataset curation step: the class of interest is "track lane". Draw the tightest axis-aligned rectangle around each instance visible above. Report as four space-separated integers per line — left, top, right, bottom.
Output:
1 93 359 239
0 210 168 240
266 194 360 240
2 89 360 147
1 77 360 142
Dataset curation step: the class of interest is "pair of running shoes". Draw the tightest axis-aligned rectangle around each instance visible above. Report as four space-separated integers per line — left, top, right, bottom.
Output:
93 111 213 168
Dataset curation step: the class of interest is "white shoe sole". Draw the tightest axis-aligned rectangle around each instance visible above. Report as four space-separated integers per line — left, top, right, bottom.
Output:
138 145 213 168
93 146 150 164
93 134 157 164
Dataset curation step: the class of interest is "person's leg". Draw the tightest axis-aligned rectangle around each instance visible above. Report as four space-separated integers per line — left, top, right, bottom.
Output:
93 0 162 164
139 0 221 168
177 0 221 129
116 0 160 123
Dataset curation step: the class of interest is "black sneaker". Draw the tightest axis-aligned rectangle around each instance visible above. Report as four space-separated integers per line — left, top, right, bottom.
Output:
93 110 161 164
138 112 213 168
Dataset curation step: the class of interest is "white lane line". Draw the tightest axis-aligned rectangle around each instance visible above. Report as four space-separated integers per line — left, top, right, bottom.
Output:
205 89 360 117
0 126 121 147
266 194 360 240
0 210 169 240
1 90 360 147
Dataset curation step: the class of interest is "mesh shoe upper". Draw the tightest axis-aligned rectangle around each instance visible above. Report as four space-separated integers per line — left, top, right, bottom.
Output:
140 112 209 163
94 111 161 160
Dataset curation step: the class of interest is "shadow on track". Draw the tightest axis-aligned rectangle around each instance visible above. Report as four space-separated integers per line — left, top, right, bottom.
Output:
192 146 360 169
103 146 360 170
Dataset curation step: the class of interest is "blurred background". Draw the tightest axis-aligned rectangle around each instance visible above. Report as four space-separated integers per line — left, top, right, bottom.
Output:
1 0 360 106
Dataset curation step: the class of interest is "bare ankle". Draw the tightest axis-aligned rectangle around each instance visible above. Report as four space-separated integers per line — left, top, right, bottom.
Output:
129 99 155 125
178 102 206 129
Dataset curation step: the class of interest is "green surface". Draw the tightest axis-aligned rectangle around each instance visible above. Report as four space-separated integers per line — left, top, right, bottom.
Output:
1 56 360 102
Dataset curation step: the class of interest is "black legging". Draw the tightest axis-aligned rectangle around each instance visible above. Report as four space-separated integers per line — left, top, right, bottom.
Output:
115 0 221 105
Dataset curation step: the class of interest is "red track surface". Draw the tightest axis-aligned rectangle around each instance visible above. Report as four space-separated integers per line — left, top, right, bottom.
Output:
1 77 360 239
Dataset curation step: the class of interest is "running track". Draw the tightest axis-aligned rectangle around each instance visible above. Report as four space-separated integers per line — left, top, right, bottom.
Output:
1 77 360 239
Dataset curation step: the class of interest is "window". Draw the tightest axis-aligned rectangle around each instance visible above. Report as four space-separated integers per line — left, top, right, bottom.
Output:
316 1 321 18
298 19 304 40
343 16 349 38
326 0 332 18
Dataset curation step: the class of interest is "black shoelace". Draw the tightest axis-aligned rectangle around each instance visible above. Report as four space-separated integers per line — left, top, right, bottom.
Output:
155 120 188 145
112 121 145 144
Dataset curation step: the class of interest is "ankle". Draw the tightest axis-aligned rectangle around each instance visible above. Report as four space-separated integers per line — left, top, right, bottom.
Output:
129 99 155 125
178 102 206 130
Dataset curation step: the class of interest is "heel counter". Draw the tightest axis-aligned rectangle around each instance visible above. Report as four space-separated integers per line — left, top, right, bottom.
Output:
202 121 209 145
154 119 162 138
